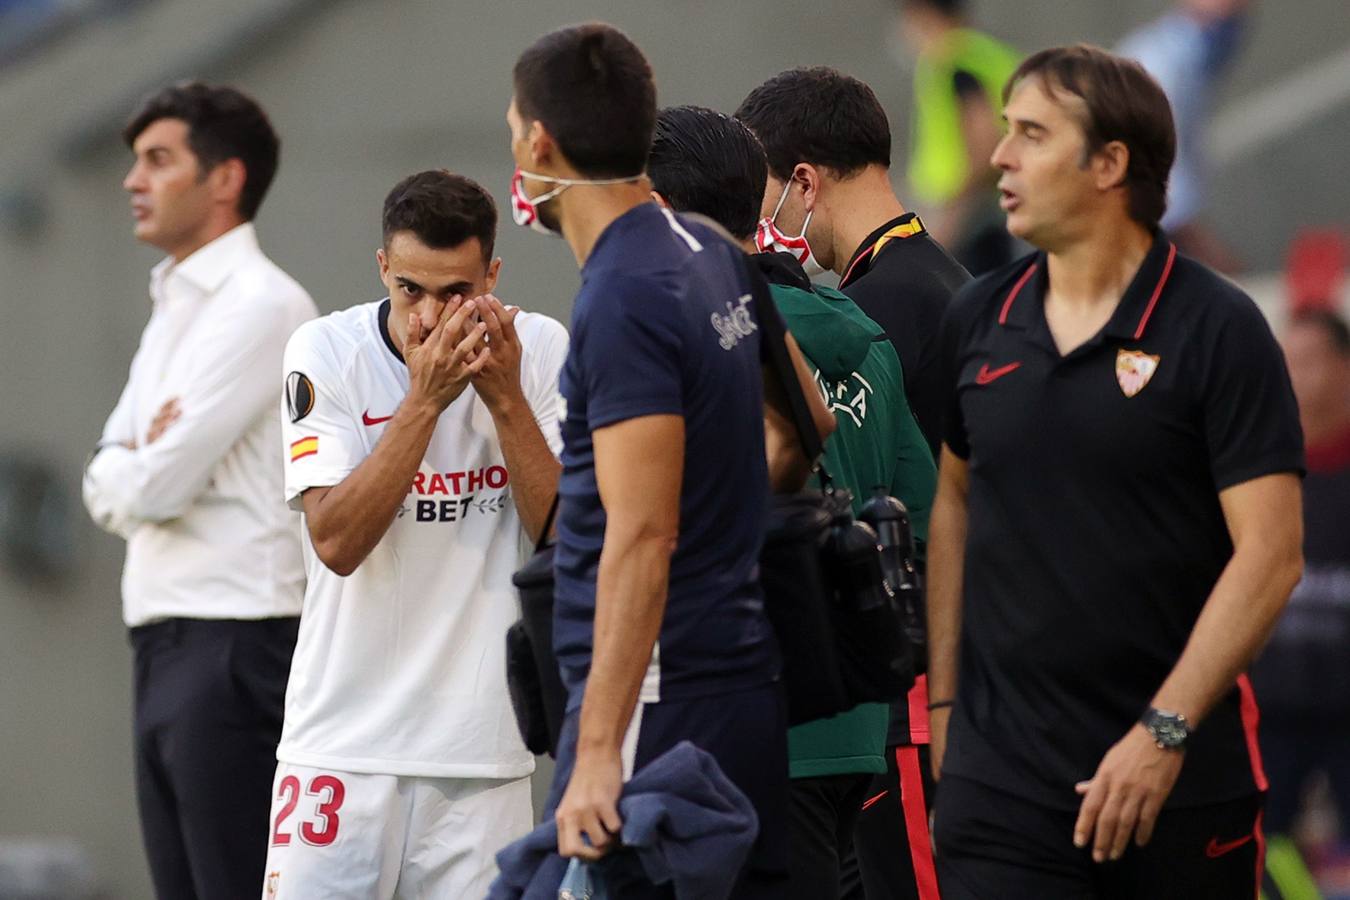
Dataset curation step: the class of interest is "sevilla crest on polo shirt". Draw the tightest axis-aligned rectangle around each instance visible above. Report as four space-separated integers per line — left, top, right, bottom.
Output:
1116 349 1160 398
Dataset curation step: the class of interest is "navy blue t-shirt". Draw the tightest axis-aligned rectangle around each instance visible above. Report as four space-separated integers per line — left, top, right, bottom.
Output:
553 204 779 705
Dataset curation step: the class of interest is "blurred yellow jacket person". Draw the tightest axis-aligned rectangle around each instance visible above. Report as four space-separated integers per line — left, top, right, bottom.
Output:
897 0 1020 274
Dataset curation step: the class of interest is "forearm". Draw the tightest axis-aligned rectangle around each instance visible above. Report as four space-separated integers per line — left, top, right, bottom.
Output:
83 445 141 537
84 429 224 525
307 398 439 574
85 379 141 533
87 411 275 525
576 536 673 757
79 442 155 527
764 408 811 492
786 332 835 444
926 467 969 703
761 332 835 492
1152 542 1302 725
488 395 561 543
92 319 295 523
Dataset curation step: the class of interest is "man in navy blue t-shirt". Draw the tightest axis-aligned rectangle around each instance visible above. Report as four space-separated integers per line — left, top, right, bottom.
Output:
550 208 780 701
506 22 832 899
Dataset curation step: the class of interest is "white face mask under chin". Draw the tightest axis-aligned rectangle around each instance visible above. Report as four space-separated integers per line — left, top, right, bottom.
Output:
509 167 645 238
754 181 827 277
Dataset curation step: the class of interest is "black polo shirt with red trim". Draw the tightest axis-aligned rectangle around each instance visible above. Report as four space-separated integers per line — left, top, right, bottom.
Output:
840 212 970 459
939 234 1304 810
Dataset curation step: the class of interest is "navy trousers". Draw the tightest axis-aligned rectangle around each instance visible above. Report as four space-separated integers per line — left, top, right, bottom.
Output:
130 617 298 900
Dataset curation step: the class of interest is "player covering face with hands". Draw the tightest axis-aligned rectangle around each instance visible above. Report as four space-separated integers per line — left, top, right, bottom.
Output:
265 170 567 899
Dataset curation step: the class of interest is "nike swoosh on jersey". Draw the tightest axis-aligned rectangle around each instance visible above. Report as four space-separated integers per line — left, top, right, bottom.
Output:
362 410 394 426
975 362 1022 385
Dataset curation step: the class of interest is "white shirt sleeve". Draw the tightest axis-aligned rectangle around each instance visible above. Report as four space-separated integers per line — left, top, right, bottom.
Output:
522 314 569 459
281 321 368 510
83 297 298 526
82 345 148 538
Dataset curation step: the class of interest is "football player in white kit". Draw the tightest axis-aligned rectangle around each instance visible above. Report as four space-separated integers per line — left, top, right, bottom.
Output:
262 170 567 898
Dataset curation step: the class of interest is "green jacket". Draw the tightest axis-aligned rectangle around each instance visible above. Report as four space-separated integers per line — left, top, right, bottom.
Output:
756 252 938 778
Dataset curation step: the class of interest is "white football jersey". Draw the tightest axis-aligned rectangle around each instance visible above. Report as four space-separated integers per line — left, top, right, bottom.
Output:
278 299 567 778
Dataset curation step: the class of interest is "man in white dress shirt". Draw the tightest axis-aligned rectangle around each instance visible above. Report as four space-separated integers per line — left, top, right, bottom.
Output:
82 82 316 900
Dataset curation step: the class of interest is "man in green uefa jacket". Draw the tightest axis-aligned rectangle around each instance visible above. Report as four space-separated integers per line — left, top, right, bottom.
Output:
649 104 937 899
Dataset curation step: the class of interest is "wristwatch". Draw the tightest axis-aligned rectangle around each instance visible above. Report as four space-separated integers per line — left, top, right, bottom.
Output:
1140 707 1190 750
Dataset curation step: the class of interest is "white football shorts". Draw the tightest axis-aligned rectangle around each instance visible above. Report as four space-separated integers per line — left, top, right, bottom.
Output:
261 761 532 899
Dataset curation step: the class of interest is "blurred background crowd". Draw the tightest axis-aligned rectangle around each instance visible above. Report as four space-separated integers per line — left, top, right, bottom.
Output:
0 0 1346 897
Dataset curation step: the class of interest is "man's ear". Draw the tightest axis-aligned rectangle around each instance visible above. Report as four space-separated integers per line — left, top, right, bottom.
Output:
1093 140 1131 193
484 257 502 293
650 190 671 209
527 120 558 169
791 162 823 211
211 158 248 211
376 247 390 283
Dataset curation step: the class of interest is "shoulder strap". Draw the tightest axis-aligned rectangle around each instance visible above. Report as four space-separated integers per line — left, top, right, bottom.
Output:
744 256 826 469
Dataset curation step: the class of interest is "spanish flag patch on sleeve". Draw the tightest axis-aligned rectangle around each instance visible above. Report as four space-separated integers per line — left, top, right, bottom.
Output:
290 436 319 462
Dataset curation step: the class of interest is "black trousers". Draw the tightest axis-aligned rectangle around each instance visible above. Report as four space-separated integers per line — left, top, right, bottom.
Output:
130 617 298 900
933 774 1264 900
788 773 872 899
840 744 941 900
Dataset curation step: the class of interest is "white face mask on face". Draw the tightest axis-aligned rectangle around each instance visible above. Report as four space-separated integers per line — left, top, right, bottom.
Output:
755 180 826 277
509 167 645 238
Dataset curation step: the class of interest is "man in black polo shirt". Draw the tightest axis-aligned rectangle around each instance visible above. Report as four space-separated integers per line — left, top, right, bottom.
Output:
928 45 1305 899
736 67 968 458
737 67 969 900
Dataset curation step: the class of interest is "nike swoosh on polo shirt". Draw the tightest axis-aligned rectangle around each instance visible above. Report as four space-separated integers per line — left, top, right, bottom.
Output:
975 362 1022 385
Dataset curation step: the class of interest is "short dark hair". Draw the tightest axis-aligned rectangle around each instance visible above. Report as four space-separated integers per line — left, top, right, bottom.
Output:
513 22 656 177
734 67 891 181
123 82 280 220
381 170 497 260
648 106 767 241
1289 308 1350 356
1005 45 1176 229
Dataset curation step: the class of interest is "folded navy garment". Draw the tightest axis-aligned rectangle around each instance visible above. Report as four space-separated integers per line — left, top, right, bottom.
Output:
487 740 759 900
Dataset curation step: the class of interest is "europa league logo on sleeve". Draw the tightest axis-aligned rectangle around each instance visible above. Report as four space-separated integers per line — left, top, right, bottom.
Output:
287 371 315 423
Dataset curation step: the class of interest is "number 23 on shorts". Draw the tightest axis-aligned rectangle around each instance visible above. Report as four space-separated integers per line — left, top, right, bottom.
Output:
272 773 346 847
